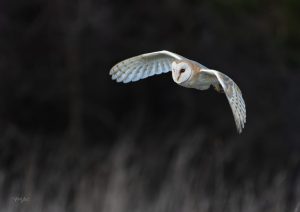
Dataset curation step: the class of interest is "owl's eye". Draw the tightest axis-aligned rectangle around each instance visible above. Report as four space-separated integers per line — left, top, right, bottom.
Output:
179 68 185 73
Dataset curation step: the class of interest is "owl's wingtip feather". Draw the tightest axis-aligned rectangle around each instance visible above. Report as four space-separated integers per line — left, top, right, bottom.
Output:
111 74 117 80
237 117 246 134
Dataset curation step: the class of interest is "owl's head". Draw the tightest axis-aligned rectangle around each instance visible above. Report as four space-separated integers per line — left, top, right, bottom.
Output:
171 61 193 84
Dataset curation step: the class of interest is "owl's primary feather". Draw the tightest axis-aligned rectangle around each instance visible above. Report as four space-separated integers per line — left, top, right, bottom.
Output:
200 69 246 133
109 50 183 83
110 50 246 133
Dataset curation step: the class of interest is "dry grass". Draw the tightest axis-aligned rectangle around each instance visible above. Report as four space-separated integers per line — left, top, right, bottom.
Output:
0 125 299 212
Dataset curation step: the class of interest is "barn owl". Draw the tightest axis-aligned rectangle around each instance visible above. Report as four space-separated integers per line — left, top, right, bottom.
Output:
109 50 246 133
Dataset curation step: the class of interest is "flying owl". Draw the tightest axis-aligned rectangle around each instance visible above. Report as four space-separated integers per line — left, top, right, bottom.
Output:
109 50 246 133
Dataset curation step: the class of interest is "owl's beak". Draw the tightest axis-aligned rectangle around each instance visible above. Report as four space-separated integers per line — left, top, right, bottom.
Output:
176 74 181 82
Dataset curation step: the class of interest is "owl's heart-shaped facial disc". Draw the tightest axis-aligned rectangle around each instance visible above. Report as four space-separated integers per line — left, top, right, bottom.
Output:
171 61 192 84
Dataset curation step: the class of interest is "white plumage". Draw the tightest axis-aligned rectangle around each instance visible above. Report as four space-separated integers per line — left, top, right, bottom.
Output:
110 50 246 133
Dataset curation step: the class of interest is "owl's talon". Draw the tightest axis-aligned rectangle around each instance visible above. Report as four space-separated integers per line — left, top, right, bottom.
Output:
213 84 224 93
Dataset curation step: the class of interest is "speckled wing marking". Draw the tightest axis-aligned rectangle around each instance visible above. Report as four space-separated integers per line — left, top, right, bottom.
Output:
109 50 183 83
201 69 246 133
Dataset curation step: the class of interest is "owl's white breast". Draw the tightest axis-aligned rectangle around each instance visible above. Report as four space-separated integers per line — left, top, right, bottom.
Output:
188 75 211 90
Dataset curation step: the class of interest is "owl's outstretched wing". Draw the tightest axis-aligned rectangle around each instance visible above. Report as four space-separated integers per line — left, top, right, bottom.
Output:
201 69 246 133
109 50 183 83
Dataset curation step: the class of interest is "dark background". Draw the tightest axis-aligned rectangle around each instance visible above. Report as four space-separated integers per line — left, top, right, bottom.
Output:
0 0 300 211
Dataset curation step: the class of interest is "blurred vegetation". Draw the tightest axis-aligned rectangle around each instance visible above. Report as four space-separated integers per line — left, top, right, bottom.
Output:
0 0 299 211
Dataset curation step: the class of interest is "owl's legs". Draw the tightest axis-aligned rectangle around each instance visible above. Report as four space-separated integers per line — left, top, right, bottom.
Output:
213 84 224 93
